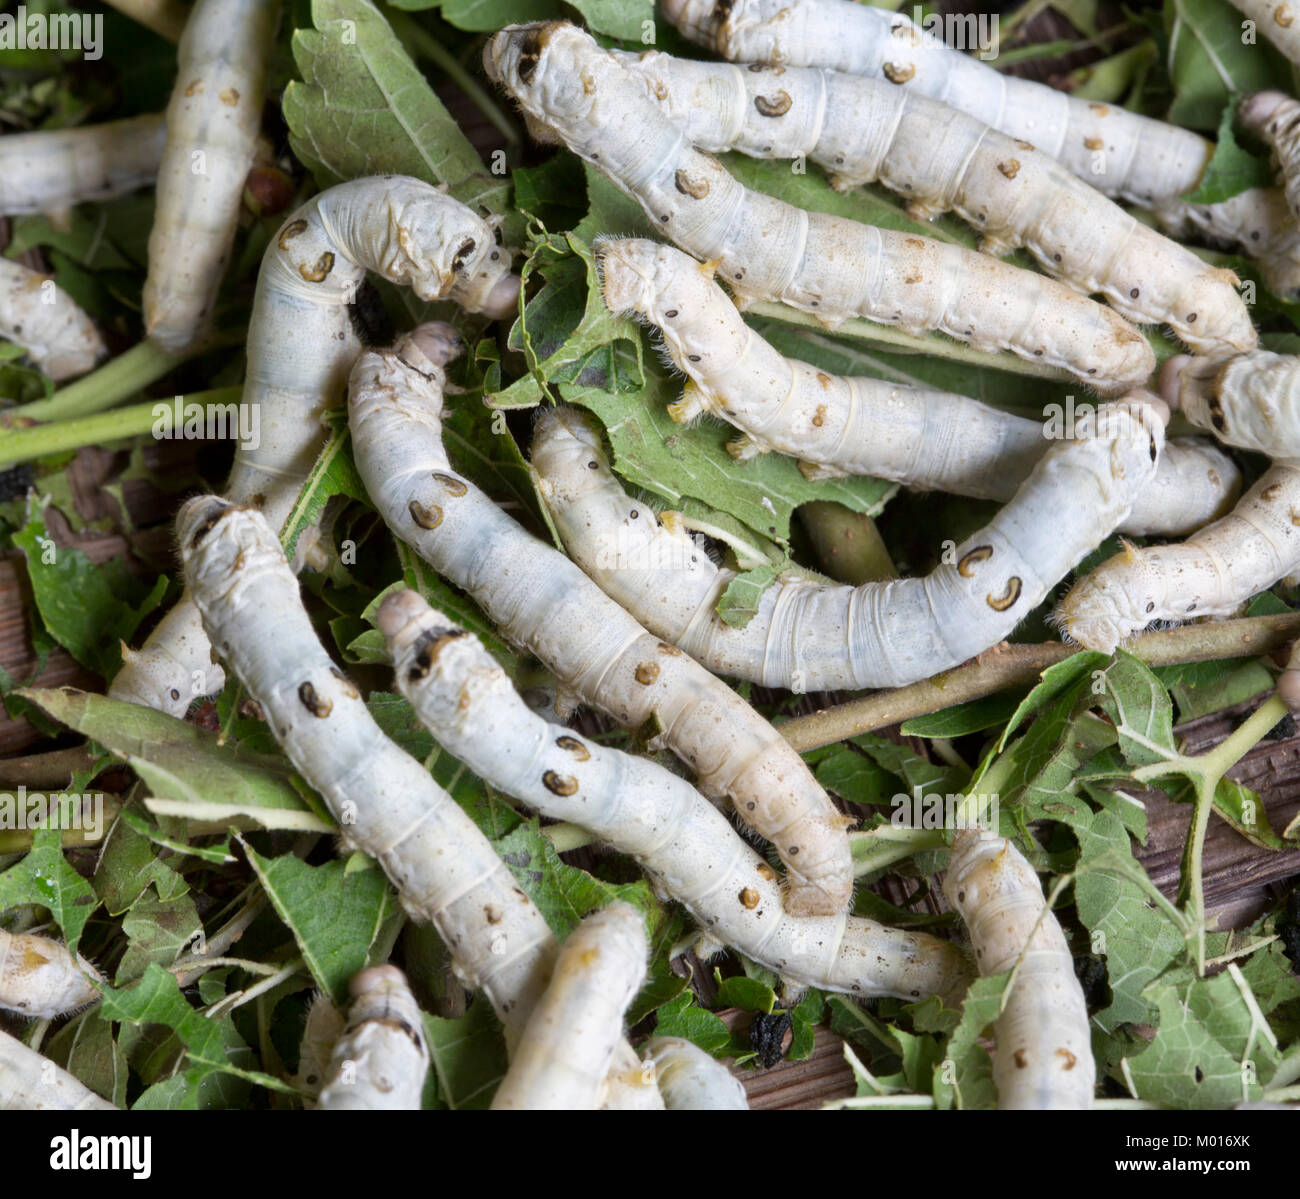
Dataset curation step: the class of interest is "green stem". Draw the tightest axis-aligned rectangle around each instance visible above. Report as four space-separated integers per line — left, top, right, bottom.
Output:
850 825 946 876
0 388 243 468
541 822 595 853
799 500 897 583
6 330 243 424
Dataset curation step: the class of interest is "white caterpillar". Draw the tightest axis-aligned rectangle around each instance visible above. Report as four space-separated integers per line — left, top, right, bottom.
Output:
599 238 1239 536
531 400 1163 691
641 1036 750 1109
377 587 973 1001
662 0 1211 209
943 829 1095 1110
1163 350 1300 463
1241 92 1300 227
484 23 1156 394
0 258 107 381
0 114 167 219
177 495 558 1040
144 0 281 353
112 179 519 716
1056 463 1300 652
1224 0 1300 64
490 903 647 1110
296 991 346 1101
316 966 430 1111
0 1028 116 1111
349 334 856 918
612 50 1253 354
0 929 101 1020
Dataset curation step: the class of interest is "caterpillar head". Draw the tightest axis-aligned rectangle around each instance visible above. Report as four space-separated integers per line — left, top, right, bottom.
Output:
1239 90 1293 136
1051 540 1154 654
659 0 717 47
484 23 599 132
529 405 609 507
1168 267 1257 356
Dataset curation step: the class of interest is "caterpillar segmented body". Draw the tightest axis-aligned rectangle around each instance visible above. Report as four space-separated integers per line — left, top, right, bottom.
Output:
348 334 855 917
1056 463 1300 652
144 0 281 352
112 178 519 717
531 401 1163 691
177 496 558 1038
943 829 1095 1109
0 114 167 218
1241 92 1300 227
599 238 1239 536
296 991 346 1100
0 929 101 1020
490 904 647 1110
316 966 430 1110
0 1028 117 1111
485 23 1156 394
642 1037 750 1109
613 51 1253 354
378 588 972 1001
1165 350 1300 462
661 0 1210 209
1225 0 1300 65
0 258 107 381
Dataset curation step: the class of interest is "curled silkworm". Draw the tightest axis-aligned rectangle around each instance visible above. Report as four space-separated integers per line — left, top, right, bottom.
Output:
531 401 1163 691
0 114 166 218
661 0 1211 210
598 237 1238 536
1162 350 1300 463
613 51 1253 355
378 587 972 1001
144 0 282 352
490 904 647 1110
112 178 519 717
1240 92 1300 226
642 1037 750 1109
943 829 1095 1109
0 258 107 381
0 929 101 1020
484 22 1156 394
316 966 430 1111
177 495 557 1040
1056 463 1300 652
0 1028 116 1111
349 333 855 918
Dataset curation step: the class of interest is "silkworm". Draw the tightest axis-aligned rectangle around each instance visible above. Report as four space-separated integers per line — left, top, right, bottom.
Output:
144 0 281 353
177 495 558 1040
1224 0 1300 65
349 333 856 918
1163 350 1300 463
531 400 1163 691
599 237 1238 536
943 829 1094 1109
316 966 430 1111
1153 188 1300 301
0 258 107 381
484 22 1156 394
612 51 1254 355
642 1037 750 1109
1055 463 1300 652
0 1028 116 1111
0 114 167 218
490 904 647 1110
112 178 520 717
0 929 100 1020
296 991 346 1101
377 587 973 1001
1241 92 1300 227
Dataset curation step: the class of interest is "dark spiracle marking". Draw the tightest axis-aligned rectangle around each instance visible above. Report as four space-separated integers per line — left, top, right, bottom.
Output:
754 91 792 117
408 628 467 680
452 237 477 272
433 471 468 496
543 770 579 796
409 499 444 530
517 27 544 83
298 681 333 718
277 218 308 249
987 578 1022 611
556 735 590 760
957 545 993 577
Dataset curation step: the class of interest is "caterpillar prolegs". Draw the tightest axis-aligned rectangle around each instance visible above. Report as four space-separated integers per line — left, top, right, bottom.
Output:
316 966 430 1111
378 588 972 1001
530 401 1164 691
598 238 1239 536
144 0 281 353
613 51 1253 355
112 178 520 717
348 334 855 917
0 258 107 382
484 23 1156 394
0 928 101 1020
943 829 1095 1110
490 904 648 1110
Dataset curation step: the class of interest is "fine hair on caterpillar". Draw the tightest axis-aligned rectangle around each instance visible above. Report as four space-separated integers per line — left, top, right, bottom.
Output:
378 586 972 1001
530 400 1164 691
597 237 1240 537
349 330 856 917
485 22 1156 394
0 928 101 1020
112 177 519 719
